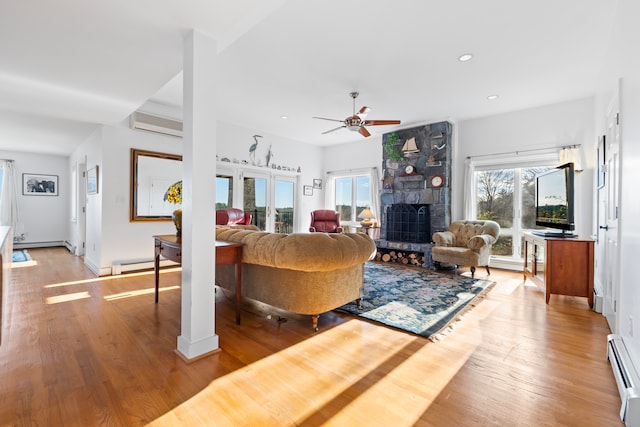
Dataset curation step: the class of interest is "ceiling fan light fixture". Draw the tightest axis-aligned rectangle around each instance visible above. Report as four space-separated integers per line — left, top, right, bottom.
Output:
312 91 400 137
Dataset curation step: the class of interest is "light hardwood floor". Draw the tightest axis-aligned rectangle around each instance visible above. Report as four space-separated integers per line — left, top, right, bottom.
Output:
0 247 623 426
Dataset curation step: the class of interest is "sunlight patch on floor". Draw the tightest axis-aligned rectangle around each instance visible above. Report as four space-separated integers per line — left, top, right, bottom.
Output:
11 260 38 268
104 285 180 301
43 268 181 288
45 291 90 304
149 318 481 426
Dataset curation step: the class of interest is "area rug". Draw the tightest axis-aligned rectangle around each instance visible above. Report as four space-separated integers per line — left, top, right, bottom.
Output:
12 250 36 268
338 262 495 341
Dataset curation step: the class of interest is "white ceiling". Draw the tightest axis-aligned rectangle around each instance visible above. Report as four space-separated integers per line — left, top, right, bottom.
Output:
0 0 616 155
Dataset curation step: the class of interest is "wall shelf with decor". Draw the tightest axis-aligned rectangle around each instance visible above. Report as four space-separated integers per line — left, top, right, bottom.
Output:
216 160 301 177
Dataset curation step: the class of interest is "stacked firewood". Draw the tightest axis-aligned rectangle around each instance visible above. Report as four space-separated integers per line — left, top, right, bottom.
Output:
375 249 424 266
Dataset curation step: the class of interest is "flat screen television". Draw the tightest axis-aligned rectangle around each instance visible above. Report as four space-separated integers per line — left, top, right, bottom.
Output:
534 162 576 237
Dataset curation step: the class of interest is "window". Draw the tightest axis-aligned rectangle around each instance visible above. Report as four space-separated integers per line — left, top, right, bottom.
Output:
474 166 551 260
334 174 371 223
274 179 294 234
216 175 233 209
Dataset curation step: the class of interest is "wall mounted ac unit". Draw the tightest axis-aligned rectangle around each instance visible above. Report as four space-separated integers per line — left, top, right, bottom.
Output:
608 334 640 426
130 111 183 138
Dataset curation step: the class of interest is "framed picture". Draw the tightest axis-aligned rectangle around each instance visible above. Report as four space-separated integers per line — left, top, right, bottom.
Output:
597 135 606 189
22 173 58 196
303 185 313 196
87 166 99 194
313 178 322 189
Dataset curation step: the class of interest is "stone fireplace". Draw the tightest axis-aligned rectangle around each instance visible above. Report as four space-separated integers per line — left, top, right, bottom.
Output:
385 204 430 243
376 121 452 268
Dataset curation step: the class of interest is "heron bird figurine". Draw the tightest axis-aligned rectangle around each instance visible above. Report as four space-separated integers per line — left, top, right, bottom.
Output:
250 134 262 165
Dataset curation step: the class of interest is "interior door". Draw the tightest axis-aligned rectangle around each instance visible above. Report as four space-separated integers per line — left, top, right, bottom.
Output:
77 162 86 256
594 136 606 313
602 102 620 332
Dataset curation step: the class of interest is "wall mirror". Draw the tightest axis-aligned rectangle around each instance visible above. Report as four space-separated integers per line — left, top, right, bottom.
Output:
130 148 182 221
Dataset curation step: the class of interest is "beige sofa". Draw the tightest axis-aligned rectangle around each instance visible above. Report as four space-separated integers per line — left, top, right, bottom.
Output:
215 226 377 330
431 220 500 277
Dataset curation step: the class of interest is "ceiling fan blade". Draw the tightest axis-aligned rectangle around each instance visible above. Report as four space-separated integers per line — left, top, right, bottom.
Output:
322 125 346 135
359 126 371 137
357 106 371 118
312 116 345 123
364 119 401 126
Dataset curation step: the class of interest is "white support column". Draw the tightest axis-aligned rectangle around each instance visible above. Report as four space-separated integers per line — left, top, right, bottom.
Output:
177 29 219 360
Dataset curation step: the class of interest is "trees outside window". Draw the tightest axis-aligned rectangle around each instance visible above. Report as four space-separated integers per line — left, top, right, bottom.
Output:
475 166 550 260
335 175 371 223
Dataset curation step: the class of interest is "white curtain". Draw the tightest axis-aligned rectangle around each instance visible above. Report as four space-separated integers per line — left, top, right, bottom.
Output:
462 157 475 220
559 145 584 172
324 171 334 210
0 160 21 230
370 167 380 223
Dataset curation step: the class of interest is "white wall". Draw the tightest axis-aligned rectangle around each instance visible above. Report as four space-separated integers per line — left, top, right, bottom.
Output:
595 0 640 373
0 150 69 245
322 137 383 174
69 117 323 274
216 121 324 232
456 98 595 238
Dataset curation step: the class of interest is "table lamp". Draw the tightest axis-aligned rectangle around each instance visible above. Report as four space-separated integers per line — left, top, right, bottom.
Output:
358 208 376 229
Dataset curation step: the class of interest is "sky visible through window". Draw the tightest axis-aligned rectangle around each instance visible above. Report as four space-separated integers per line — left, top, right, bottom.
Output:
336 176 370 208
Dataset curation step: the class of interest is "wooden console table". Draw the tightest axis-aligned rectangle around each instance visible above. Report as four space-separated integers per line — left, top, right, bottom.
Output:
153 235 243 324
523 232 594 307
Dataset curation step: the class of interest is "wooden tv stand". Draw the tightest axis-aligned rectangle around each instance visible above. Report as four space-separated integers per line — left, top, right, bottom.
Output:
523 232 594 308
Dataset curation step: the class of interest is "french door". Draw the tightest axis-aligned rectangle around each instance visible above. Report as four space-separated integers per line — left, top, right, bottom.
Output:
242 171 296 233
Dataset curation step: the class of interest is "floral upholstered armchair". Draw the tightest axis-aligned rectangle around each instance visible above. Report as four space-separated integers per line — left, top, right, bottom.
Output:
431 220 500 277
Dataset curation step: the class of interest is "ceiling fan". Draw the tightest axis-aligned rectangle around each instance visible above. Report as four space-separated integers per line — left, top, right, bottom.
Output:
313 91 401 137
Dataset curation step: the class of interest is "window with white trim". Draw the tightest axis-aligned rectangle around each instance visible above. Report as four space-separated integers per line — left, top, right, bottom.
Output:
470 151 558 261
334 174 371 224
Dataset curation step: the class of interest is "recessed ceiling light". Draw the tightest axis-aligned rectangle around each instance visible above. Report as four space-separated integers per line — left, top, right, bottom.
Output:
280 115 288 119
487 95 499 100
458 53 473 62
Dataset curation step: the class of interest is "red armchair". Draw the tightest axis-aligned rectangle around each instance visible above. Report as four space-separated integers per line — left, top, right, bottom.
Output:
309 210 343 233
216 208 252 226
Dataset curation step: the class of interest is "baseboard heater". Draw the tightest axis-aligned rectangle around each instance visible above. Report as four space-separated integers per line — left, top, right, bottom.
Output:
608 334 640 426
13 240 64 250
111 258 179 275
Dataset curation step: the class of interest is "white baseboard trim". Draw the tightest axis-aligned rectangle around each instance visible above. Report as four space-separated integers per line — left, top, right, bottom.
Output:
489 257 523 272
13 241 64 249
83 257 102 276
594 279 604 313
111 258 179 275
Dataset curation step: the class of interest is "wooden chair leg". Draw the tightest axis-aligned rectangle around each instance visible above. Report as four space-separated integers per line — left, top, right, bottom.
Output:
311 314 319 332
485 266 491 275
470 266 476 278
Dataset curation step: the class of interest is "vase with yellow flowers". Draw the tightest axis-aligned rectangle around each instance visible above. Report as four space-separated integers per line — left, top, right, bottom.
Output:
164 180 183 237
